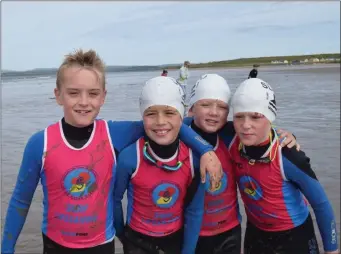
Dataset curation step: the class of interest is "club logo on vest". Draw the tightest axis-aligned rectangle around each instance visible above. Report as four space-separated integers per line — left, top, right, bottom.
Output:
152 183 180 209
239 176 263 200
206 171 228 196
62 167 97 199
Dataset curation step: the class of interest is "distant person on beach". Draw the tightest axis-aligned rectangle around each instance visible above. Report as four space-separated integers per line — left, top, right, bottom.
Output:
248 64 259 79
161 69 168 76
0 49 223 254
229 78 339 254
177 61 190 101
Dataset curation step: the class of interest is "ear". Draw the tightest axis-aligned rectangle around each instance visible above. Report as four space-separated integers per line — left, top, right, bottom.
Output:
54 88 63 106
101 89 107 106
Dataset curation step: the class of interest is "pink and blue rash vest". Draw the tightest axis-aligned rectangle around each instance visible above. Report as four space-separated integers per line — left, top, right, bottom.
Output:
200 137 241 236
41 119 116 247
228 131 338 252
1 118 213 253
128 138 194 235
114 137 206 254
183 117 242 237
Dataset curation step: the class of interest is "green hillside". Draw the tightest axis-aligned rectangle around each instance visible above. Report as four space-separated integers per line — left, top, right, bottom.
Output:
165 53 340 69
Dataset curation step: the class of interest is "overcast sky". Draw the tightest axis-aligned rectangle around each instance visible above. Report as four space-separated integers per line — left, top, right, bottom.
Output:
2 1 340 71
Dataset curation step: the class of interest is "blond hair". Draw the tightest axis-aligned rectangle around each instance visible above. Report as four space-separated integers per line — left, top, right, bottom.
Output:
56 49 106 89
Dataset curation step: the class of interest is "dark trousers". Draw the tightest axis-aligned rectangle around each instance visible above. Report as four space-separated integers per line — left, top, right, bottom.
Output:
195 224 241 254
42 233 115 254
244 214 319 254
122 225 183 254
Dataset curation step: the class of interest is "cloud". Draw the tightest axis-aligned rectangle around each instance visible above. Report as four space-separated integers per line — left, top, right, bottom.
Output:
1 1 340 70
235 20 338 35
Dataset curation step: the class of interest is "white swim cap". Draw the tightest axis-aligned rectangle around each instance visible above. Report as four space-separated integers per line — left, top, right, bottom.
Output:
231 78 277 122
139 76 185 118
189 74 231 108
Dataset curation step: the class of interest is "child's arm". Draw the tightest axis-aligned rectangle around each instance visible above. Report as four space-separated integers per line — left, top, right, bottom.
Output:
108 120 214 156
1 131 44 254
181 152 205 254
108 120 221 185
282 147 338 253
113 143 137 242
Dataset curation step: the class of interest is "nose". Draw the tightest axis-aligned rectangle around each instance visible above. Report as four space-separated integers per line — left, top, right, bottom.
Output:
241 117 252 129
78 92 89 106
156 114 166 125
208 104 218 116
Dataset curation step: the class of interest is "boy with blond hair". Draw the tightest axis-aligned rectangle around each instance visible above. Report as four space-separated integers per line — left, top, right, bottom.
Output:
1 49 223 254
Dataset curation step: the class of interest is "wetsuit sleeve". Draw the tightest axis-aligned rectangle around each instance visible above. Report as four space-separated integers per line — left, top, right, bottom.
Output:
182 153 205 254
282 147 339 252
179 124 213 157
114 144 137 241
107 120 213 157
248 70 252 79
107 120 145 153
218 121 236 147
183 117 193 126
1 130 44 254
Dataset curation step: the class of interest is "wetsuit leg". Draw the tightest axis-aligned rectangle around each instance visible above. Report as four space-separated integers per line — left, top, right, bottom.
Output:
43 233 61 254
195 224 241 254
123 226 162 254
122 227 150 254
244 214 320 254
42 233 115 254
157 228 183 254
244 220 271 254
123 226 182 254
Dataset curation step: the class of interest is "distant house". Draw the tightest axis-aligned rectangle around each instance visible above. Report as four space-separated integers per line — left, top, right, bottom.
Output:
304 59 309 63
320 58 325 62
312 58 320 63
283 60 289 64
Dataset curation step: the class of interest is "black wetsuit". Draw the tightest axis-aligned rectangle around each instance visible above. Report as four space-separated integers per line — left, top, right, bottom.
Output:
248 68 258 79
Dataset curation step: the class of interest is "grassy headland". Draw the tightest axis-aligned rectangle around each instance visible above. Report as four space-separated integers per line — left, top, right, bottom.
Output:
164 53 341 69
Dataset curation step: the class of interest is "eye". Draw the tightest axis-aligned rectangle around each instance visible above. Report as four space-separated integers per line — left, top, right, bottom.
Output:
252 116 262 120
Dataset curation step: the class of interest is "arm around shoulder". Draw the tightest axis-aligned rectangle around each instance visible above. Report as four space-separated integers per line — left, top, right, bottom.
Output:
107 120 145 153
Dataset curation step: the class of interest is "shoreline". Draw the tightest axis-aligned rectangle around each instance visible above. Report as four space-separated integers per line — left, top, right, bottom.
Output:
167 62 340 70
2 63 339 82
